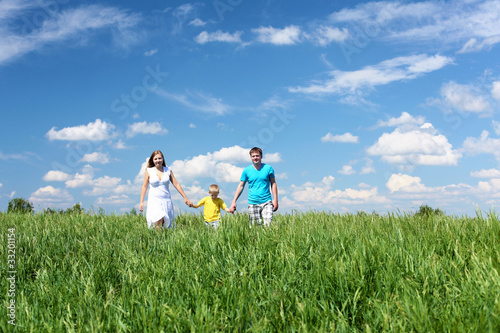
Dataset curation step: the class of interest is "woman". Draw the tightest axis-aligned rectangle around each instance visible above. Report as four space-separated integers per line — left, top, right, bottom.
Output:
139 150 192 230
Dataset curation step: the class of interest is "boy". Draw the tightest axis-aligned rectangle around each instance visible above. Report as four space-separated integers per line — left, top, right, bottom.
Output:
190 184 232 229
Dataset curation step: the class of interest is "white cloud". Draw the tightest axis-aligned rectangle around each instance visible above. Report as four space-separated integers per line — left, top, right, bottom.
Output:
80 152 111 164
114 139 129 149
179 184 209 202
171 4 195 34
43 170 72 181
321 132 359 143
329 1 439 24
0 5 141 65
83 175 123 196
0 0 37 21
360 158 376 174
376 112 425 128
195 30 242 44
193 24 351 48
135 158 149 183
492 81 500 101
458 35 500 53
262 153 281 163
313 26 349 46
211 146 281 164
329 1 500 52
463 130 500 162
29 186 74 208
171 155 242 183
214 162 244 183
153 88 229 115
0 152 24 160
46 119 115 141
255 97 292 113
252 25 302 45
66 172 94 188
189 123 196 129
289 175 389 207
171 155 217 181
126 121 168 138
289 54 453 96
144 49 158 56
210 146 281 164
493 121 500 136
171 146 280 183
386 174 426 193
386 174 478 207
367 123 462 166
189 18 206 27
339 165 356 175
276 172 288 180
320 53 333 69
470 169 500 178
441 81 490 113
95 195 133 206
212 146 251 163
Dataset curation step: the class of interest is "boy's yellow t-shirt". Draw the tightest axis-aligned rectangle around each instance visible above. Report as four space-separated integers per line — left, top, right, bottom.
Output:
197 197 227 222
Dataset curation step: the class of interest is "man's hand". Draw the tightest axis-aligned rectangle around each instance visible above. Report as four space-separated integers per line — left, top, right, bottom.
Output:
229 203 237 213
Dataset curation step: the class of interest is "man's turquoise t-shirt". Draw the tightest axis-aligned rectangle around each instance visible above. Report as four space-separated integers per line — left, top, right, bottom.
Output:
240 164 275 205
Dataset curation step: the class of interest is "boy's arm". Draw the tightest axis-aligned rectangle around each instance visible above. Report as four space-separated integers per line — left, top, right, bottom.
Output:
218 199 232 214
191 198 204 209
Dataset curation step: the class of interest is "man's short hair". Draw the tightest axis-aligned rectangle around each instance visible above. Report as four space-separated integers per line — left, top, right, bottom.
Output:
249 147 262 156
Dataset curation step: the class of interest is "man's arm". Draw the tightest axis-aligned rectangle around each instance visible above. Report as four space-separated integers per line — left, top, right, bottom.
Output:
229 181 246 213
270 177 278 211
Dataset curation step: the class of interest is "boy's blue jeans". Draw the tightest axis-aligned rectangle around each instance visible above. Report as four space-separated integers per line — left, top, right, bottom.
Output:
205 220 220 229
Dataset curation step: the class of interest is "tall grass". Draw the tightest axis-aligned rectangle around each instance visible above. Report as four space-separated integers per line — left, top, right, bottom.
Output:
1 211 499 332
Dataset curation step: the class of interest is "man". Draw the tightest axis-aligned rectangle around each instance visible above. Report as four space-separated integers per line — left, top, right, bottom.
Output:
229 147 278 226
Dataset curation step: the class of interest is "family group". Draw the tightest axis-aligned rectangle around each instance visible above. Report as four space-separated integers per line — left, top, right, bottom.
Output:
139 147 279 230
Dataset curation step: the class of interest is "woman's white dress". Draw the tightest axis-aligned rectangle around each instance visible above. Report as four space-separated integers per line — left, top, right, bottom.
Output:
146 166 175 229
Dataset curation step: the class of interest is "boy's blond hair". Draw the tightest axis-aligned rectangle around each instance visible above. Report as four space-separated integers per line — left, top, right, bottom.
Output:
209 184 220 194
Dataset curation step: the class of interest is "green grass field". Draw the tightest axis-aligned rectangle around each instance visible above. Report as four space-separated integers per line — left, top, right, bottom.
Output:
1 211 499 332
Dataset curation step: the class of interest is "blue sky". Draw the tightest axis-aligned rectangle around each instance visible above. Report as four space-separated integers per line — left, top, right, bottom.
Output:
1 0 500 216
